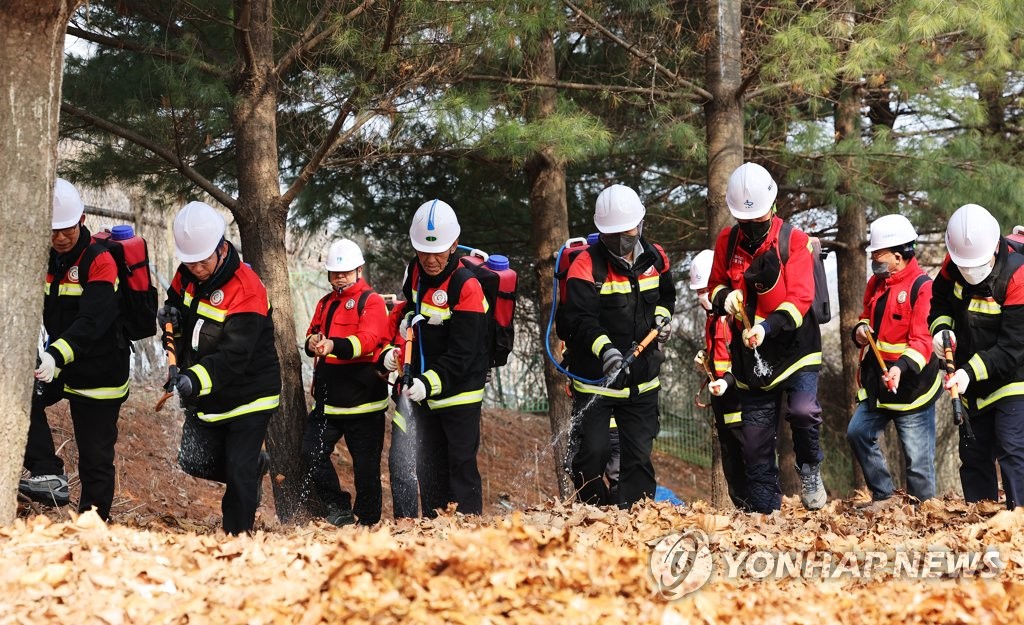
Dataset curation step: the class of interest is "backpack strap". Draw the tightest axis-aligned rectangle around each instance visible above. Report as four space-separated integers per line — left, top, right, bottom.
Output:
357 289 372 317
77 241 109 285
726 225 740 264
778 222 793 263
909 273 929 305
446 264 477 313
994 252 1024 303
585 245 609 288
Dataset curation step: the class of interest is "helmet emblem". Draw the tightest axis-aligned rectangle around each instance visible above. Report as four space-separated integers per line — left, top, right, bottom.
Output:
744 199 754 208
432 290 448 306
426 236 437 242
68 266 79 283
345 298 356 310
210 289 225 306
427 199 438 231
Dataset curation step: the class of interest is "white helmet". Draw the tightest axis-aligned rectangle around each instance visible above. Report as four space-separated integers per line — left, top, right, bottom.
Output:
689 249 715 290
173 201 226 262
945 203 1000 267
866 214 918 253
594 184 645 233
726 163 778 220
52 178 85 229
410 199 460 253
325 238 364 272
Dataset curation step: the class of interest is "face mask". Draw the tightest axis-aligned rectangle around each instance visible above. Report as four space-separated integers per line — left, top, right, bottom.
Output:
738 219 772 244
698 292 712 311
960 262 993 285
871 260 891 278
600 232 639 257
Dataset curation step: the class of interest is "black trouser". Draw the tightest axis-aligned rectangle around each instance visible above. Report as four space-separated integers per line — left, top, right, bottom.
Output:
570 389 660 508
301 408 385 525
24 382 121 520
389 402 419 518
178 409 271 534
415 401 482 517
711 391 749 511
959 398 1024 509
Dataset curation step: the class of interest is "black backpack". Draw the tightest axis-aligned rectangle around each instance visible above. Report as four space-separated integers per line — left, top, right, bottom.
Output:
727 222 832 324
80 227 158 341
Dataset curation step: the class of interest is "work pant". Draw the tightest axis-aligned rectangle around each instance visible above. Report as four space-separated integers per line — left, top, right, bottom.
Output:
415 401 483 517
178 409 271 534
959 397 1024 509
847 401 937 502
570 388 660 508
712 388 748 511
740 370 824 513
24 382 122 520
390 402 419 518
300 408 384 525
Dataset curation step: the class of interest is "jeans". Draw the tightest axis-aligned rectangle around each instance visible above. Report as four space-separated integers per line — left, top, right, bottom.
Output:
847 401 936 501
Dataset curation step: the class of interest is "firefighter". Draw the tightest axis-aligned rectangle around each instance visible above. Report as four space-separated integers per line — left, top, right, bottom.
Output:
384 199 489 516
20 178 130 520
929 203 1024 510
708 162 826 513
690 248 748 510
562 184 675 508
159 201 281 534
301 239 389 526
847 215 941 504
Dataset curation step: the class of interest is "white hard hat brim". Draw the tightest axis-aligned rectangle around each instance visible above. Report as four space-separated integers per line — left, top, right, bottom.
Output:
51 216 81 229
595 217 643 234
176 245 220 263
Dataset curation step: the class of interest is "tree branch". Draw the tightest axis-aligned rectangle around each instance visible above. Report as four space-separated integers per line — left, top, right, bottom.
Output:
277 0 378 77
561 0 712 102
65 25 226 77
235 0 257 73
61 102 238 210
463 74 684 100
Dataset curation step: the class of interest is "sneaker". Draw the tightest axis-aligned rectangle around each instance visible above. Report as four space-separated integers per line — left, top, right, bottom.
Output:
255 451 270 507
18 473 70 507
796 463 826 510
326 504 356 527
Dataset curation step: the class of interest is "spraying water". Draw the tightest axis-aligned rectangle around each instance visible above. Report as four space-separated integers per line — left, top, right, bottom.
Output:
752 348 772 378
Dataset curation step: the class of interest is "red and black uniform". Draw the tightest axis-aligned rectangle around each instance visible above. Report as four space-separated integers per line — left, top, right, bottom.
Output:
300 278 388 524
855 258 942 412
707 217 823 513
929 241 1024 508
399 255 489 516
703 311 747 510
562 238 675 508
166 242 281 534
379 300 419 519
26 225 129 519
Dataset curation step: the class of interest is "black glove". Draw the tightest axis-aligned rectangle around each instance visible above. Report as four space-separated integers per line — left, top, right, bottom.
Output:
157 305 181 331
602 347 624 378
173 373 195 398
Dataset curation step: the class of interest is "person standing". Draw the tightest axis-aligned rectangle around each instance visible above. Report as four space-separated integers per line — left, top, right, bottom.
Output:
690 248 748 510
20 178 130 520
847 215 941 504
562 184 675 508
301 238 389 526
387 199 489 517
160 201 280 534
707 162 826 513
929 203 1024 510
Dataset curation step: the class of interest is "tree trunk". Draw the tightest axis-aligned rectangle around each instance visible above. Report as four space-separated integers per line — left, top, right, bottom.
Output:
523 28 574 498
702 0 743 509
228 0 306 520
0 0 81 524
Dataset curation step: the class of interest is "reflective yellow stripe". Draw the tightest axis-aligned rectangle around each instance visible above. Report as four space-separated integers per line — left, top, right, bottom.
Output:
599 280 633 295
654 306 671 320
592 335 611 357
347 336 362 358
184 292 193 306
58 283 84 297
63 380 129 400
190 365 213 396
423 370 442 396
873 373 943 412
723 411 742 424
776 302 804 328
977 382 1024 411
711 285 726 301
968 353 989 381
953 283 963 299
637 275 659 291
196 301 227 322
903 348 926 370
324 398 388 416
571 377 661 398
857 387 867 401
427 388 484 409
877 340 907 353
968 298 1000 315
419 303 451 321
929 316 953 334
609 417 617 428
735 352 823 391
51 339 74 365
199 395 280 422
393 409 409 432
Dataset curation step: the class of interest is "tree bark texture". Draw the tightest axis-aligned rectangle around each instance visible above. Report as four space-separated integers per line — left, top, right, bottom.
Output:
0 0 82 524
523 29 574 498
702 0 743 509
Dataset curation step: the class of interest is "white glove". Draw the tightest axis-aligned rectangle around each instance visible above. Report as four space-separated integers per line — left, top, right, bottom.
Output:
724 289 744 317
854 323 871 347
945 368 969 395
383 348 400 372
708 379 729 396
398 314 411 337
743 324 766 349
35 352 57 383
404 377 427 402
933 330 955 357
694 349 707 369
885 365 901 392
655 316 672 343
697 292 712 311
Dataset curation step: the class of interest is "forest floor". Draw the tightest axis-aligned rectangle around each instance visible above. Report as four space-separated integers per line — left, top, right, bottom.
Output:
5 387 1023 624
